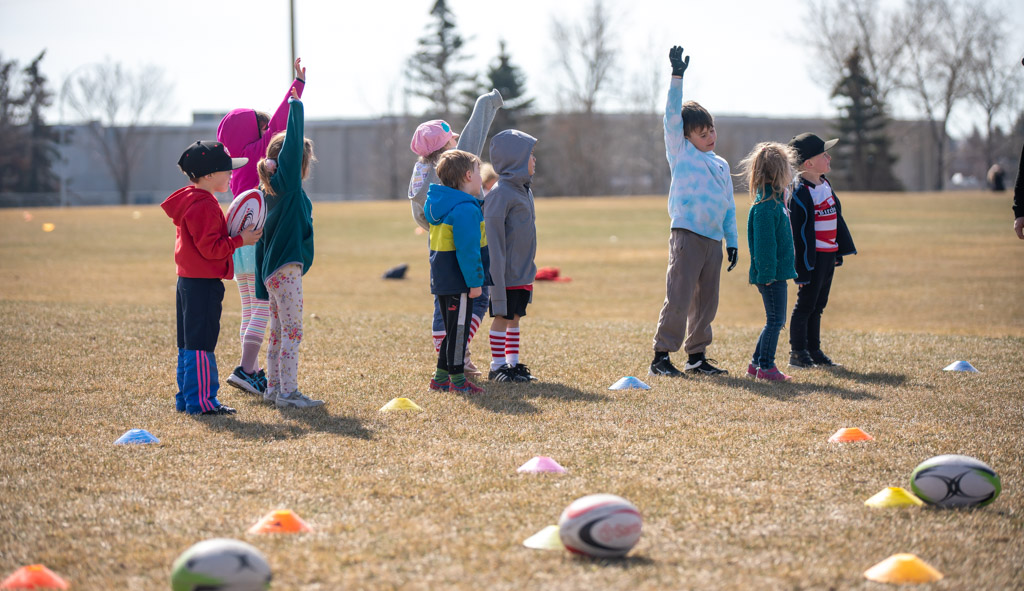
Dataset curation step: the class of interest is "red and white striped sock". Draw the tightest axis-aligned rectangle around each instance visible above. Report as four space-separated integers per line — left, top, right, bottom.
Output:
505 327 520 367
489 330 506 371
467 314 481 346
432 330 446 353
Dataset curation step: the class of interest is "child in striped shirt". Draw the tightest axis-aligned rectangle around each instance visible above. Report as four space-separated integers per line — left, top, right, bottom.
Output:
786 133 857 369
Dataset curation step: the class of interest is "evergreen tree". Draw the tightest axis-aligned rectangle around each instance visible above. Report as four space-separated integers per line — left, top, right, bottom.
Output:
831 46 902 191
484 39 534 132
407 0 475 122
0 54 27 193
20 51 59 193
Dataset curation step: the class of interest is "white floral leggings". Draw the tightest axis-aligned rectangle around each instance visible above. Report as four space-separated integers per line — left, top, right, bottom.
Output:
265 263 303 395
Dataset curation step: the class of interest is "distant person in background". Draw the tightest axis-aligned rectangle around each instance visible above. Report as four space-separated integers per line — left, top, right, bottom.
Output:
216 58 306 397
1014 143 1024 239
986 164 1005 191
786 133 857 369
649 45 737 379
408 90 503 377
481 162 498 195
739 142 799 382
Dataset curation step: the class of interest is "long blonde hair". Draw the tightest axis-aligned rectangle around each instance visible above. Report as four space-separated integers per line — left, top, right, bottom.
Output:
737 142 797 203
257 131 317 197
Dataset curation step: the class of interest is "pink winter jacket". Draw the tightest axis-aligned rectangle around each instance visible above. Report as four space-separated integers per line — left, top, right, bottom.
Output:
216 78 305 196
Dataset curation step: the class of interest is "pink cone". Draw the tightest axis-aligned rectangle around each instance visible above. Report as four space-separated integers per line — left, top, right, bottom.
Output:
517 456 567 474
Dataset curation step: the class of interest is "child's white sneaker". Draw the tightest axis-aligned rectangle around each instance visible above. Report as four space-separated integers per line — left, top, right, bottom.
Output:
276 391 325 409
263 388 279 405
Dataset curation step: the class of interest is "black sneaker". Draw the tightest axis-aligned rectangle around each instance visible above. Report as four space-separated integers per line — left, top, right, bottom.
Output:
684 357 728 375
488 364 528 383
226 366 266 395
513 363 538 381
200 405 237 416
809 350 840 367
649 355 685 377
788 350 816 368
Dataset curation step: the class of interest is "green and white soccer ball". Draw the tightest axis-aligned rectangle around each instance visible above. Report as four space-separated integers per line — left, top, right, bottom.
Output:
171 538 271 591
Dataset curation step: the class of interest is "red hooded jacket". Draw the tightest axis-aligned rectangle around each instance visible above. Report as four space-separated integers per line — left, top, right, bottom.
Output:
161 186 243 279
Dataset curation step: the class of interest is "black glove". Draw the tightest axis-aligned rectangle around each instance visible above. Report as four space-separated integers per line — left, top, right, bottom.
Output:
726 247 738 272
669 46 690 77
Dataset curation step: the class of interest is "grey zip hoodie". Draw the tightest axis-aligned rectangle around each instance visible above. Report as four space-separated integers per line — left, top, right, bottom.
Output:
407 89 503 229
484 129 538 316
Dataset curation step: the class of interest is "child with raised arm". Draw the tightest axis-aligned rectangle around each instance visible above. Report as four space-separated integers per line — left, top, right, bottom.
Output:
485 130 539 383
217 58 306 396
424 150 491 394
650 45 738 378
739 142 799 382
255 88 323 408
409 90 503 370
162 141 261 415
786 133 857 369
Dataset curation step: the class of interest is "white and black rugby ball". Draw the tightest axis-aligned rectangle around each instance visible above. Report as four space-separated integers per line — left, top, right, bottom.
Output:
170 538 271 591
226 189 266 237
558 493 643 558
910 454 1001 508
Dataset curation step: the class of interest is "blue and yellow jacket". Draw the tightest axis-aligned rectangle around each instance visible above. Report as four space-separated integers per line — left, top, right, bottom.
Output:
424 183 492 295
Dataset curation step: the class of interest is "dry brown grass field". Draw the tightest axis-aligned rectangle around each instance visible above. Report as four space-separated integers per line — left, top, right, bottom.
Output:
1 191 1022 590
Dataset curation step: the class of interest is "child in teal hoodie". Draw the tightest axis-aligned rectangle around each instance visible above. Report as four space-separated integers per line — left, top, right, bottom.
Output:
739 142 799 382
254 88 323 409
424 149 491 394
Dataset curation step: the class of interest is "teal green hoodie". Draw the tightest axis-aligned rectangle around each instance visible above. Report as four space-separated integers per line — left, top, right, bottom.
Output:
747 189 797 285
255 99 313 300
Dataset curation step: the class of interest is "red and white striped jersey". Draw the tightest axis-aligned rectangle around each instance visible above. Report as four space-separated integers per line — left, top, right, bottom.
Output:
809 179 838 252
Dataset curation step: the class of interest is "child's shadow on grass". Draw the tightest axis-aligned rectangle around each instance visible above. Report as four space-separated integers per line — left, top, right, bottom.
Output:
826 367 909 387
197 410 373 440
570 554 655 568
720 375 881 401
453 382 609 415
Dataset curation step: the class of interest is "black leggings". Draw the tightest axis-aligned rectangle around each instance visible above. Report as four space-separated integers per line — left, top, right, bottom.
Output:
789 251 836 352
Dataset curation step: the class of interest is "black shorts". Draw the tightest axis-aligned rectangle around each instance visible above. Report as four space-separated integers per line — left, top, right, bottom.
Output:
489 288 531 319
176 277 224 351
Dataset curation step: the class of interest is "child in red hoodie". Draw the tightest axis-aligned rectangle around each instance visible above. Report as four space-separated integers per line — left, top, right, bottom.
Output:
162 141 262 415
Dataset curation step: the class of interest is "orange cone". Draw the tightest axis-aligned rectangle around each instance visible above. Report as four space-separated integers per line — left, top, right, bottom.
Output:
828 427 874 442
1 564 69 589
247 509 313 534
864 553 943 584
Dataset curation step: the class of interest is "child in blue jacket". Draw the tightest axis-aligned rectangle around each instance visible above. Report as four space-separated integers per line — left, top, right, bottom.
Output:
424 150 491 394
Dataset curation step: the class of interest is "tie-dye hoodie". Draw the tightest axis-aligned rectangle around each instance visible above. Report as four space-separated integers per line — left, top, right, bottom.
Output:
664 77 737 248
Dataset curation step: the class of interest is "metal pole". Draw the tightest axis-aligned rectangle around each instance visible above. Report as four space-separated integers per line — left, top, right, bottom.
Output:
290 0 296 78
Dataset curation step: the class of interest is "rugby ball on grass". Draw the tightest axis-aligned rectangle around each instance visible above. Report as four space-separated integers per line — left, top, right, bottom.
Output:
226 189 266 237
910 454 1001 508
171 538 271 591
558 493 642 558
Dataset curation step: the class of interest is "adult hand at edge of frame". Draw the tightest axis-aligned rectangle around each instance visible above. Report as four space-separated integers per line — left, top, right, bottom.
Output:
1015 217 1024 239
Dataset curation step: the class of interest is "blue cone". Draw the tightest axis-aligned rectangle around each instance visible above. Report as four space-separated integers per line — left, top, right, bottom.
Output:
943 360 979 372
114 429 160 445
609 376 651 390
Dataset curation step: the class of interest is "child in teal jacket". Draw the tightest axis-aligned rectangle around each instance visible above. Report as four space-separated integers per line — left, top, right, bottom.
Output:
254 88 323 409
739 142 799 382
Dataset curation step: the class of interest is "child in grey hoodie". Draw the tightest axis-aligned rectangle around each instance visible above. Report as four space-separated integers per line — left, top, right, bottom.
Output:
484 129 539 383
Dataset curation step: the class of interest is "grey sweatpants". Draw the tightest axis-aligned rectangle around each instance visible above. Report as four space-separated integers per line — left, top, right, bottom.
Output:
653 228 723 355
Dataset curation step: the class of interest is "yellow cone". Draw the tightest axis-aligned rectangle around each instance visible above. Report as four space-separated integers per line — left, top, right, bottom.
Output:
865 487 924 508
864 553 943 584
380 397 423 412
41 223 55 232
522 525 564 550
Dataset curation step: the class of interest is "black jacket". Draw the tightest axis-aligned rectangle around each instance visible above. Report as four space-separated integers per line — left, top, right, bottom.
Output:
788 175 857 285
1013 143 1023 219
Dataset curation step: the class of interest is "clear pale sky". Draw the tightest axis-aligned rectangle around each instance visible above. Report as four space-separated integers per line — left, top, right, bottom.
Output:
2 0 1022 133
